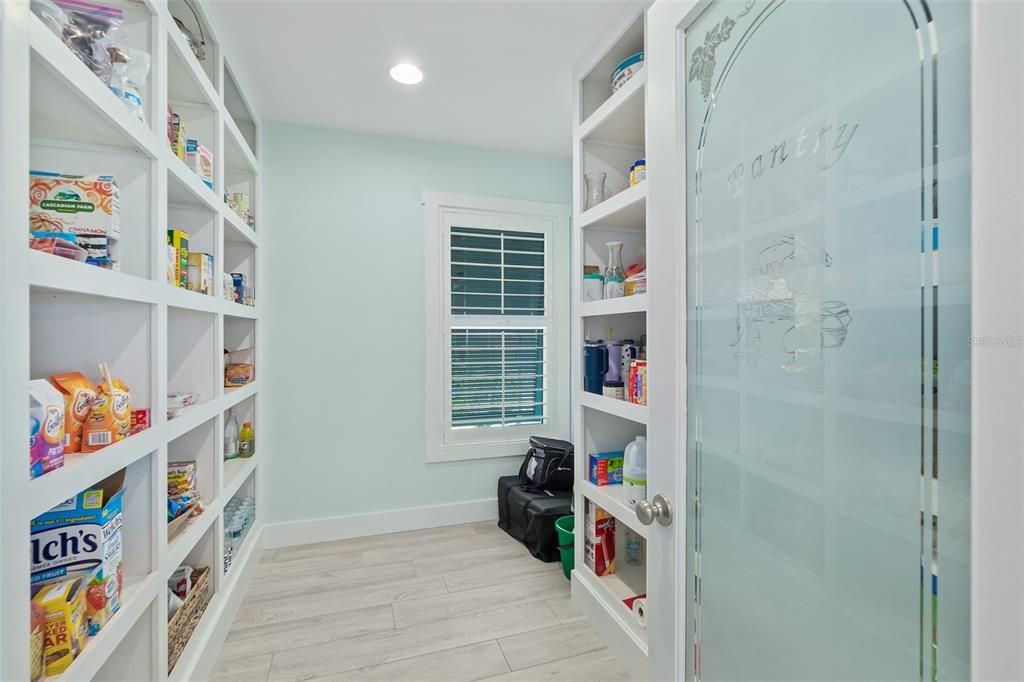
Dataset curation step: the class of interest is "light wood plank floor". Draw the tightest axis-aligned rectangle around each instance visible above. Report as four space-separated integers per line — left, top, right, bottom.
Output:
211 521 630 682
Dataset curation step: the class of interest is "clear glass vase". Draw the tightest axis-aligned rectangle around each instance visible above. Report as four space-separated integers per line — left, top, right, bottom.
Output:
584 171 607 209
604 241 625 299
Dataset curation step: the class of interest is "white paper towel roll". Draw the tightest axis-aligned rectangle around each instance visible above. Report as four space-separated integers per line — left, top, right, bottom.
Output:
632 597 647 628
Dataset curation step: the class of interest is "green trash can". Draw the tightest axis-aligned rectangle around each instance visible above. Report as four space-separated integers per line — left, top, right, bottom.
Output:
555 515 575 580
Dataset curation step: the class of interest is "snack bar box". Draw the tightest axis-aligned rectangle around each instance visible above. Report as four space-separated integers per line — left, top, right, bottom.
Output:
584 498 616 576
30 470 125 627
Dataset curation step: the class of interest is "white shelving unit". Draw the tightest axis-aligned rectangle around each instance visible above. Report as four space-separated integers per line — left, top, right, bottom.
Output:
0 1 263 679
570 5 651 679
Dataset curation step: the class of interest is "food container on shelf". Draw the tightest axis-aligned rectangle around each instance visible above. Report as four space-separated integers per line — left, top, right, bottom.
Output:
611 51 644 93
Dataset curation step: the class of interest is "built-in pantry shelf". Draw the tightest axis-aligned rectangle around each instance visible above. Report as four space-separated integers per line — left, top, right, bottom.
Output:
580 293 648 317
580 391 649 424
578 68 646 147
578 181 647 230
571 5 651 678
3 1 265 680
578 480 648 539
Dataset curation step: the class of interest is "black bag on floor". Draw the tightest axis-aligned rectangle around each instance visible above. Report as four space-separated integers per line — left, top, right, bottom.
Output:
497 475 572 562
518 436 574 492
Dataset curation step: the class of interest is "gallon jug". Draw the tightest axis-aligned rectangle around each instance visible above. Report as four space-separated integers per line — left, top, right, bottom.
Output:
623 435 647 508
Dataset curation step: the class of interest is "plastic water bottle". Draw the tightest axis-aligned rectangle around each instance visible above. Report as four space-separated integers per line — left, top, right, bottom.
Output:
623 435 647 508
224 411 239 460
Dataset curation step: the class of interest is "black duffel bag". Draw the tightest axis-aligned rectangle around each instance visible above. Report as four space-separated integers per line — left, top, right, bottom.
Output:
518 436 574 492
497 475 572 561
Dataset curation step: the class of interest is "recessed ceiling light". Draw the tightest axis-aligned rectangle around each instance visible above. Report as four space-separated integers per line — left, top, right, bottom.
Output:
390 63 423 85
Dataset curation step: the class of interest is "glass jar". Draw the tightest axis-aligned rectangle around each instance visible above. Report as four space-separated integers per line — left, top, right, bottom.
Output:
584 171 607 209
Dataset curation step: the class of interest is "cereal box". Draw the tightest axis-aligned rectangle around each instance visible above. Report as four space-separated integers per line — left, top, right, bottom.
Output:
588 451 624 486
29 172 120 241
584 499 615 576
32 577 88 676
29 379 65 479
31 470 125 636
186 139 214 189
628 360 647 406
188 252 213 295
167 230 189 288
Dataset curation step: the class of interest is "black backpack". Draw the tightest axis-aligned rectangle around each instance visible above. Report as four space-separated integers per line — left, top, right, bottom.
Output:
518 436 574 492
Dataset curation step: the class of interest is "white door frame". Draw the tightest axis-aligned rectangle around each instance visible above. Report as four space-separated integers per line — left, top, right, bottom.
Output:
969 1 1024 679
647 0 1024 679
646 1 700 680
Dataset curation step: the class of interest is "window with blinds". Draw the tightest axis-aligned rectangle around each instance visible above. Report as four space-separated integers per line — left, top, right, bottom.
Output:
448 226 548 429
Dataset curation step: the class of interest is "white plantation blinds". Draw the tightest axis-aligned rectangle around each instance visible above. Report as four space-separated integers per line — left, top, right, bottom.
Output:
449 226 547 429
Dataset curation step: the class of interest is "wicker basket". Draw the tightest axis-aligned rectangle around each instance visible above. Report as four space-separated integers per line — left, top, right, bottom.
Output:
167 566 211 673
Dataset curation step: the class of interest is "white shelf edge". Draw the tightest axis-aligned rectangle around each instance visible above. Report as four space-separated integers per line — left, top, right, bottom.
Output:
572 569 648 671
50 572 161 682
223 114 260 175
166 22 220 111
222 301 258 319
578 481 649 539
577 182 647 230
163 500 220 577
580 293 648 317
222 208 260 247
223 456 257 499
580 391 649 424
166 149 222 212
27 427 163 520
576 69 646 143
165 284 221 314
223 382 258 410
28 251 160 304
165 400 222 444
28 14 158 157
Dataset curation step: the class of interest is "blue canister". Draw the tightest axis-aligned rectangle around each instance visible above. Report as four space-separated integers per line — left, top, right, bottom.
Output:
584 341 608 394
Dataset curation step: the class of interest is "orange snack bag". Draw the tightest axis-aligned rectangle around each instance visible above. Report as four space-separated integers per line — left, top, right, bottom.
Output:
82 367 130 453
50 372 96 453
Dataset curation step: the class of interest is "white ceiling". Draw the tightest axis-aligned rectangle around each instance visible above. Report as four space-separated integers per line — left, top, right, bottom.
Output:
206 0 639 158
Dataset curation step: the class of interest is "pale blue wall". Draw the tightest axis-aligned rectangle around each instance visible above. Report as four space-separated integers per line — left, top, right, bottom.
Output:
262 121 571 525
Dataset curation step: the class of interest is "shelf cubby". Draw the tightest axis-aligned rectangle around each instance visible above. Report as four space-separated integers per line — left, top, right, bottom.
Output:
169 0 220 93
168 415 219 526
579 14 645 123
224 62 258 159
167 307 218 411
29 291 154 411
94 600 158 680
30 141 153 279
223 252 256 313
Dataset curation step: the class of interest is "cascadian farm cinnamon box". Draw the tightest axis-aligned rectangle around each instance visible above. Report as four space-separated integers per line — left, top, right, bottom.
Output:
29 171 120 240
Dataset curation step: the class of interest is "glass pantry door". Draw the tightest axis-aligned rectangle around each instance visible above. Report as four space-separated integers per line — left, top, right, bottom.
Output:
682 1 971 680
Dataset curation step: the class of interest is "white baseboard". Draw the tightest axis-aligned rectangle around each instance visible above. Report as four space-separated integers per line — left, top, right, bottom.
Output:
263 498 498 549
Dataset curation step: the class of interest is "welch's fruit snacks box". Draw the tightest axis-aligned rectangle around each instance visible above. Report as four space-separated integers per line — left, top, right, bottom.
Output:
31 469 125 635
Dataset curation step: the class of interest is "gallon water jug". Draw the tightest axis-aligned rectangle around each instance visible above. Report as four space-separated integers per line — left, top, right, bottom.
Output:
623 435 647 508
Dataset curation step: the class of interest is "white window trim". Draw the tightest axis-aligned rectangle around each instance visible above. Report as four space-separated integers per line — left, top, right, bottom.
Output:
424 191 570 463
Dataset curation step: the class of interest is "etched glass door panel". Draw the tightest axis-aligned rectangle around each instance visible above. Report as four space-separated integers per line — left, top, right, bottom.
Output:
683 1 971 679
